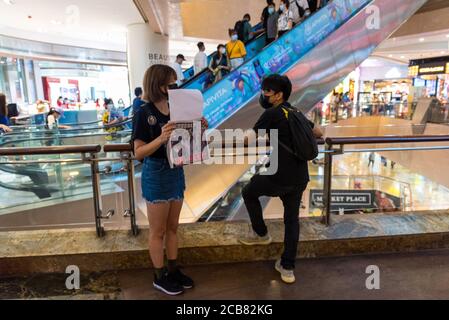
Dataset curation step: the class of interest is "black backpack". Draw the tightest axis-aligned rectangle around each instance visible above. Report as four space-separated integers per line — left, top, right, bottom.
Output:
234 20 245 41
279 103 319 161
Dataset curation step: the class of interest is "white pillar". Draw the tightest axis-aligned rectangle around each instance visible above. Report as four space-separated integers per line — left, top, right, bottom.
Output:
127 23 169 93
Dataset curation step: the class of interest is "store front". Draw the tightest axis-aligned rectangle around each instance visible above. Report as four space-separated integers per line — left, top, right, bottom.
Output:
408 56 449 102
0 56 130 117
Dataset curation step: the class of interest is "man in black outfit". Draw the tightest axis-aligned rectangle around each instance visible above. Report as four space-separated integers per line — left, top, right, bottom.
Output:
261 0 275 41
238 74 323 284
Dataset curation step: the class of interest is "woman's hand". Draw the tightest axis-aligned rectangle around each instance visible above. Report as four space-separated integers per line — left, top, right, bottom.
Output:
0 124 12 133
159 122 176 143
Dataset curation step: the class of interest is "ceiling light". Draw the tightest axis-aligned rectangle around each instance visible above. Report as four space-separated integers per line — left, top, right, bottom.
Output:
401 56 405 59
419 38 425 42
50 20 62 25
3 0 14 5
388 54 393 58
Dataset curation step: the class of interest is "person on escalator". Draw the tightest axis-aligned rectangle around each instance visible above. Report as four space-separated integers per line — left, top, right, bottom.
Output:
238 74 323 285
172 54 186 86
193 42 208 75
265 2 279 45
208 44 230 84
262 0 275 42
226 29 247 70
132 64 208 296
278 0 294 37
234 14 253 43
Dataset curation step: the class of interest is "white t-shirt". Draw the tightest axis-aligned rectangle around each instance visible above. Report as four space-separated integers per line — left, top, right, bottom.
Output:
172 62 185 86
278 9 294 31
193 51 208 75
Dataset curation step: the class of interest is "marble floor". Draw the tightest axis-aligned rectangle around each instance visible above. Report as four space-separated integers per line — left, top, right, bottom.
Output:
5 248 449 300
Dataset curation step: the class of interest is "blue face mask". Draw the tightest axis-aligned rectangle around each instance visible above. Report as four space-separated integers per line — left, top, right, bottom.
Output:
268 7 275 14
231 34 238 41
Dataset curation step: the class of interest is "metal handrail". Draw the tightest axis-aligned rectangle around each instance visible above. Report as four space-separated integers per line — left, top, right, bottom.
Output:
0 144 101 156
3 133 449 237
326 135 449 146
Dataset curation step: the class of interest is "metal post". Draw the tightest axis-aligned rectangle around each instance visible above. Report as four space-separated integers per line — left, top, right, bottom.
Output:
124 152 139 236
90 152 105 237
322 143 333 226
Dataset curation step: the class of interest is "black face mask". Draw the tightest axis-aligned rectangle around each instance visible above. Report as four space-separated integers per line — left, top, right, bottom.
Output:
168 83 179 90
259 94 274 109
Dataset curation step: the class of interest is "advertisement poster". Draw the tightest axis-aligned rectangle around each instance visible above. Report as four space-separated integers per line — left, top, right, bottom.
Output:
197 0 370 129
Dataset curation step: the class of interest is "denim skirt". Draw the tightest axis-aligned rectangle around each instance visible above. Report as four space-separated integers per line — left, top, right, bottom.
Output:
141 157 186 204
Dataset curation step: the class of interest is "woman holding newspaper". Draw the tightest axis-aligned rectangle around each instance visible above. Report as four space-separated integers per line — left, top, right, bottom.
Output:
132 64 207 296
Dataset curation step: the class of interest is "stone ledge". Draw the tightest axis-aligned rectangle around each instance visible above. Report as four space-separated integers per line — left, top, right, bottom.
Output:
1 210 449 276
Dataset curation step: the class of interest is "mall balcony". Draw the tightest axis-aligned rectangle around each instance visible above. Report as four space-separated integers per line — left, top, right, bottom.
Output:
2 0 449 300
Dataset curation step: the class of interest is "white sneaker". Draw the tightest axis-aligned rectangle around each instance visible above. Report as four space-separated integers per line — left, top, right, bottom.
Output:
275 259 296 284
238 230 272 246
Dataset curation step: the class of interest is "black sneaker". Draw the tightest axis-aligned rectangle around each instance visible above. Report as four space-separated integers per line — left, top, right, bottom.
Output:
169 268 195 289
153 272 184 296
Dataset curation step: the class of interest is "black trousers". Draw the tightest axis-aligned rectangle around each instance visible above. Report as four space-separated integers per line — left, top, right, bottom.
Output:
242 174 307 270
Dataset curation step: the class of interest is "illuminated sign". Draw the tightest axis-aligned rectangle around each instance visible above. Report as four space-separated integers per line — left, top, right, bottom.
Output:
419 65 445 75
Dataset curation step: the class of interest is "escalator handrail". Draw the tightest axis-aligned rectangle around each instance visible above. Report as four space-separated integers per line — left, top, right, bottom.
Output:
4 118 133 138
0 144 101 156
0 130 131 148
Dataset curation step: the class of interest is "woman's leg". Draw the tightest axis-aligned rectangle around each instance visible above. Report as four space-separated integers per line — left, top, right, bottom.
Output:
166 200 183 260
147 202 171 269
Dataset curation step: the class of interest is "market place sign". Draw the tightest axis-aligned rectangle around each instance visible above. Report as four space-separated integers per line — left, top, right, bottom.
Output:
309 190 401 213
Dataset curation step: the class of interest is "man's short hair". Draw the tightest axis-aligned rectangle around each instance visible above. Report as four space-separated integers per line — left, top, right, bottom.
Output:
261 74 292 101
197 42 205 49
134 87 143 97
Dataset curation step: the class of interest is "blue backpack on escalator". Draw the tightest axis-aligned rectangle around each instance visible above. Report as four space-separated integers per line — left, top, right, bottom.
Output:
279 103 319 161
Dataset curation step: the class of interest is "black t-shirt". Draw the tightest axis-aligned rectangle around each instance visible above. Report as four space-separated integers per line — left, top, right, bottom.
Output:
254 103 314 186
132 102 170 159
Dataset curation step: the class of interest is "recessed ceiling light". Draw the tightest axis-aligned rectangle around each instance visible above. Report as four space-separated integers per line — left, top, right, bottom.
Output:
50 20 62 25
389 54 393 58
419 38 425 42
401 56 405 59
3 0 14 5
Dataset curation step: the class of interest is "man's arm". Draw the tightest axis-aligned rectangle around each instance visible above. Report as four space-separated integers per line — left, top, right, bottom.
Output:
313 125 323 138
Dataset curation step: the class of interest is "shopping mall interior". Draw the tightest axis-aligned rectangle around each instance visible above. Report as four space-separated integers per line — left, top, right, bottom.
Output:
2 0 449 301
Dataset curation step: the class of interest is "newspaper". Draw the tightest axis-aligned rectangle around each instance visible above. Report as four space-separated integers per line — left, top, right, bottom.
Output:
166 89 210 168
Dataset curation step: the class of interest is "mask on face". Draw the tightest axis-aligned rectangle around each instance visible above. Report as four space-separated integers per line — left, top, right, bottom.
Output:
220 48 226 55
231 34 238 41
268 7 275 14
280 4 286 11
259 94 274 109
168 83 179 90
